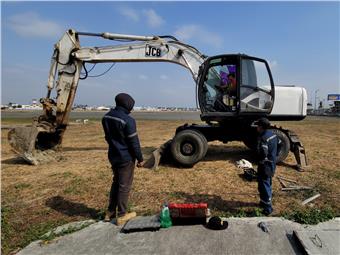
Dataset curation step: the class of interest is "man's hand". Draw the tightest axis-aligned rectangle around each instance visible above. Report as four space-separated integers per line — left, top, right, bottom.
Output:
137 161 144 168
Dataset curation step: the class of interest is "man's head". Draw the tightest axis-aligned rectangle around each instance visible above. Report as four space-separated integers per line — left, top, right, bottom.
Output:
115 93 135 112
227 73 235 79
252 117 270 133
227 73 236 85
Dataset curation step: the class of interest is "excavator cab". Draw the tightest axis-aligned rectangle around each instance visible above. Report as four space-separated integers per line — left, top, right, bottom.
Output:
198 54 275 122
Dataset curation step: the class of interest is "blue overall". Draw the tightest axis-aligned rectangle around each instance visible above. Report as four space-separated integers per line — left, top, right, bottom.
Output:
257 130 278 214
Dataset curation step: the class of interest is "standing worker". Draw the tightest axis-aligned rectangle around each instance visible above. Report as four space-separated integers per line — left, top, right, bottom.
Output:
102 93 144 225
253 118 279 215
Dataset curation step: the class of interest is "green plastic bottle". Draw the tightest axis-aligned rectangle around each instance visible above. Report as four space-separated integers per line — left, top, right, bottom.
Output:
160 204 172 228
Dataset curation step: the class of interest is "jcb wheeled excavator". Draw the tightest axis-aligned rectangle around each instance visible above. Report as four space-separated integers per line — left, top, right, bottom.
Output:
8 29 308 168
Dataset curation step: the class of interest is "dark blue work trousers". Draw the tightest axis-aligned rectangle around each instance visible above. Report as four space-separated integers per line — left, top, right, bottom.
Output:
257 169 273 214
108 161 135 217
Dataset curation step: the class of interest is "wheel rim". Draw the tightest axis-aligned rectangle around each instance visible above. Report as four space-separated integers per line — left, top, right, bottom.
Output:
181 142 195 156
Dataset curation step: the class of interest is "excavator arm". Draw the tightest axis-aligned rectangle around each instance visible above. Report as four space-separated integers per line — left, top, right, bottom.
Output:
50 30 205 125
8 29 207 165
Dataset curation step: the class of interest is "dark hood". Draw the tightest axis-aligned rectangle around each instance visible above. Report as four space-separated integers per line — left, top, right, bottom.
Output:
115 93 135 112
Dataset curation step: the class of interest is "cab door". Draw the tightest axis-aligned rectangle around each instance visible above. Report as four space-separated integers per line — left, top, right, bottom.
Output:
239 56 275 114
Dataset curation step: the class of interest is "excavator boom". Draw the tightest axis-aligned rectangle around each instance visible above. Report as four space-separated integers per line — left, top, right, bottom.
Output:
8 29 206 165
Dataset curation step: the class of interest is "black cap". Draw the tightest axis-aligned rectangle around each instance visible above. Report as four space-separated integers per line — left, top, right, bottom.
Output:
252 117 270 129
207 216 228 230
115 93 135 112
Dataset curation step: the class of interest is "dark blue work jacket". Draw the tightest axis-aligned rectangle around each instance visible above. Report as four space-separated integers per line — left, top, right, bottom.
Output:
257 129 279 176
102 106 143 166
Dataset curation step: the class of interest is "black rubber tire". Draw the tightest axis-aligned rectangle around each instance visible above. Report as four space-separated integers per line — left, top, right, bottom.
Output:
243 137 257 151
171 129 208 167
270 129 290 163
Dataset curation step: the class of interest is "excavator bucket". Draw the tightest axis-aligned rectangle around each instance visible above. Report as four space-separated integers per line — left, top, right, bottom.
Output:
7 120 61 165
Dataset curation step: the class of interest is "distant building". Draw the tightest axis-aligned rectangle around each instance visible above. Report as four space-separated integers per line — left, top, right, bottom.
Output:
96 106 110 111
21 104 42 110
327 94 340 114
307 103 313 115
8 102 21 109
73 104 89 110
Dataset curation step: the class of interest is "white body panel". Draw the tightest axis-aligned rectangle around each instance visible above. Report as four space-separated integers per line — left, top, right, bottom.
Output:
73 41 205 81
270 86 307 117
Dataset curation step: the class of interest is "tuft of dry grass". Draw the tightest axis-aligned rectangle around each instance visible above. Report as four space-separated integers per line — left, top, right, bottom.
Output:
1 117 340 254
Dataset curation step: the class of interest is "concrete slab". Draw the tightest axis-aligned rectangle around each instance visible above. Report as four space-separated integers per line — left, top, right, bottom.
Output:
17 217 340 255
294 230 340 255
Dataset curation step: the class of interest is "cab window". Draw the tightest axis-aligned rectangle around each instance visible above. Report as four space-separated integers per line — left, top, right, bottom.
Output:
202 59 237 112
240 59 273 112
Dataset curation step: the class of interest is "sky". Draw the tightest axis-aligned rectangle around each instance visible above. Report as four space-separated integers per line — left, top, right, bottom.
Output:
1 1 339 107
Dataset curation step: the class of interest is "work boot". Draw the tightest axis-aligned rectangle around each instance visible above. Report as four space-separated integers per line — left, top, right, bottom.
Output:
104 211 116 222
262 208 273 216
116 212 137 226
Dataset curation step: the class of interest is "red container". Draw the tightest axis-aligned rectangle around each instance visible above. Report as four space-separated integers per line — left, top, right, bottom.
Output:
168 203 208 218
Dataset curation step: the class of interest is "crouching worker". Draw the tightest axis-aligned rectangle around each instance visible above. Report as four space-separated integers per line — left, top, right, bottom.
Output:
102 93 144 225
253 118 279 215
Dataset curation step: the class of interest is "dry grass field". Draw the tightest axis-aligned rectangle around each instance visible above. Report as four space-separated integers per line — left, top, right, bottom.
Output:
1 116 340 254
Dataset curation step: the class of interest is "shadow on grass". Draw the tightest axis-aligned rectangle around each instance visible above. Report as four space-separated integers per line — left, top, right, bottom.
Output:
1 157 28 165
2 146 158 167
203 145 256 163
2 145 255 168
62 146 106 152
159 144 256 168
167 191 258 214
45 196 100 219
277 161 300 171
62 146 157 154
